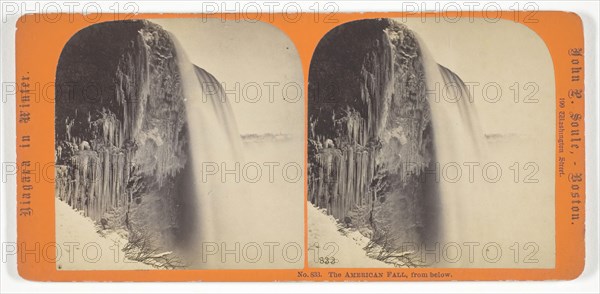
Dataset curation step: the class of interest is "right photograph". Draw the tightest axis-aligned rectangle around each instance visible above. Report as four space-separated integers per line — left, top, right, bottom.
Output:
307 18 555 269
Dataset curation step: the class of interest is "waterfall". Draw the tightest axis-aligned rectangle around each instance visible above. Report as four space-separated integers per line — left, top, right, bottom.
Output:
170 35 244 266
417 36 487 266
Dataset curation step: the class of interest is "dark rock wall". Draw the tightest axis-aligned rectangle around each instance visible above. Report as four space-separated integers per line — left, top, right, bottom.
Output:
308 19 438 247
55 20 191 250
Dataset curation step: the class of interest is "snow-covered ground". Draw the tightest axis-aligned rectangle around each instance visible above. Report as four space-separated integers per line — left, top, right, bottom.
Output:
55 198 153 270
307 203 393 268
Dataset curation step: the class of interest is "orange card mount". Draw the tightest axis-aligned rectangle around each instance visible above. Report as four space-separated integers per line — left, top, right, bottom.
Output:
15 11 584 281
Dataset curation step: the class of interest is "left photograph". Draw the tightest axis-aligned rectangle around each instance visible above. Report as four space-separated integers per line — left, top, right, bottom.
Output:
53 18 305 270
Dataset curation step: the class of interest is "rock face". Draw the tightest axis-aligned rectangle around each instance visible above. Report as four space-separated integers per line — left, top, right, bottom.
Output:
308 19 439 249
55 20 192 252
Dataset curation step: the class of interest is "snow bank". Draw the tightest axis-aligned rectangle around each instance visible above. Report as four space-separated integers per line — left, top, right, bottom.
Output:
55 198 153 270
307 203 392 268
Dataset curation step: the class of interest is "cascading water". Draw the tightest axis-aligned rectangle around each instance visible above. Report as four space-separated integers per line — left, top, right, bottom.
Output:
417 38 487 266
168 31 305 268
170 35 246 267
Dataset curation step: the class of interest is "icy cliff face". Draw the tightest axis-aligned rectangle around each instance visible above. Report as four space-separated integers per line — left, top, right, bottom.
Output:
55 20 191 250
308 19 439 248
